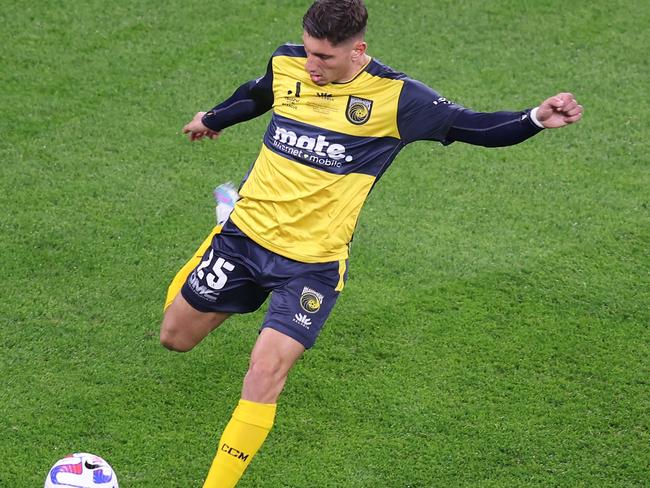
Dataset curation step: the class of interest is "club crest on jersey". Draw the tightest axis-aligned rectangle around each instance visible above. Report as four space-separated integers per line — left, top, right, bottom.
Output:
346 96 373 125
300 286 324 313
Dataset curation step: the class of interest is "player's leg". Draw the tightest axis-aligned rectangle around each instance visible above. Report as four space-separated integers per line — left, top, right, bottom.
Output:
201 258 347 488
159 226 228 352
160 293 230 352
202 329 305 488
242 328 305 403
159 224 266 352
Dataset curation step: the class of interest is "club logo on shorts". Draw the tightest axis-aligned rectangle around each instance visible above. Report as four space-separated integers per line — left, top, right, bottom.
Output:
346 96 373 125
300 286 324 313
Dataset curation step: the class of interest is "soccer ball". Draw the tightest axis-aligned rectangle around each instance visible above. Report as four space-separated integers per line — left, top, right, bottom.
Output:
44 452 119 488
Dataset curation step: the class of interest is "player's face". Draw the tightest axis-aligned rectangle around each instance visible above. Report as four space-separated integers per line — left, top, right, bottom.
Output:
303 32 366 86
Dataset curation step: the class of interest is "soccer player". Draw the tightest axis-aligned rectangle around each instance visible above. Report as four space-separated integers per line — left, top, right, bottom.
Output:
160 1 583 486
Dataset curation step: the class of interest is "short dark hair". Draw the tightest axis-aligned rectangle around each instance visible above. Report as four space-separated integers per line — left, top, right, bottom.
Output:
303 0 368 45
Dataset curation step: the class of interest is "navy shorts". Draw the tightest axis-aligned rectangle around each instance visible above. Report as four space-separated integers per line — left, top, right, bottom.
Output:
181 220 347 348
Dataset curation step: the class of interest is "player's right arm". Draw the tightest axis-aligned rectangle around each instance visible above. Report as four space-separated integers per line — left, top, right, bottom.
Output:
183 56 275 142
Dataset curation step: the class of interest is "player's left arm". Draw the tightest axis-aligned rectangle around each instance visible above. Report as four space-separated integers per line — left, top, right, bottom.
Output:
446 92 583 147
397 80 583 147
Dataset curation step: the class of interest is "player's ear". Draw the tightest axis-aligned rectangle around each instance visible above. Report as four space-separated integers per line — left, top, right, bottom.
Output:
351 41 367 61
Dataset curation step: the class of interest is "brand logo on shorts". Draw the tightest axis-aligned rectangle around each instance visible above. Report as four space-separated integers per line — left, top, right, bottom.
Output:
300 286 324 313
188 270 220 301
346 96 373 125
293 313 312 329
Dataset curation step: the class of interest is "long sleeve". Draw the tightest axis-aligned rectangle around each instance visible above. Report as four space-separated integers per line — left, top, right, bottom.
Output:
396 78 543 147
201 58 275 132
445 109 543 147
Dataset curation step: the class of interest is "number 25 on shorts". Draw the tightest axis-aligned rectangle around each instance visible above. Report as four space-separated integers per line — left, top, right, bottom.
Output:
195 250 235 290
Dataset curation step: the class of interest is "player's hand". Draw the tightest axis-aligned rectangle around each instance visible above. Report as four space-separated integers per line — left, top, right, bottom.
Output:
536 92 584 128
182 111 222 141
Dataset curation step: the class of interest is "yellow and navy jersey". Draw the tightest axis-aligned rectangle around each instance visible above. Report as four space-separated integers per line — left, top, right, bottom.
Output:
202 44 540 263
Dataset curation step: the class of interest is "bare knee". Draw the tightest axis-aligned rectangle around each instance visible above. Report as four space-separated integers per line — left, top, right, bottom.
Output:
241 329 305 403
160 318 195 352
243 356 290 403
248 356 286 383
160 333 193 353
159 295 230 352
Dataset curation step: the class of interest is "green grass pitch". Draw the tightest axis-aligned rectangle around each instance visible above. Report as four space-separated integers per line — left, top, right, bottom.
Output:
1 0 648 486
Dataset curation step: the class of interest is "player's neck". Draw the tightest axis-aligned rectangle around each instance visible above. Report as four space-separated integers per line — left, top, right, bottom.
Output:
338 54 371 83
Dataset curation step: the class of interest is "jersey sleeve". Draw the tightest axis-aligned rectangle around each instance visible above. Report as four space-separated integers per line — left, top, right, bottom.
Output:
397 79 464 145
201 55 275 132
446 109 544 147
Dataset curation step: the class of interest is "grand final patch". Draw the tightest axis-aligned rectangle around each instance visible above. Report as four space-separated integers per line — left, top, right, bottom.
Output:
346 96 373 125
300 286 324 313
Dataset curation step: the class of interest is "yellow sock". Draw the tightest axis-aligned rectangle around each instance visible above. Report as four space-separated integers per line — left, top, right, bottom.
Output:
164 226 221 311
202 399 277 488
